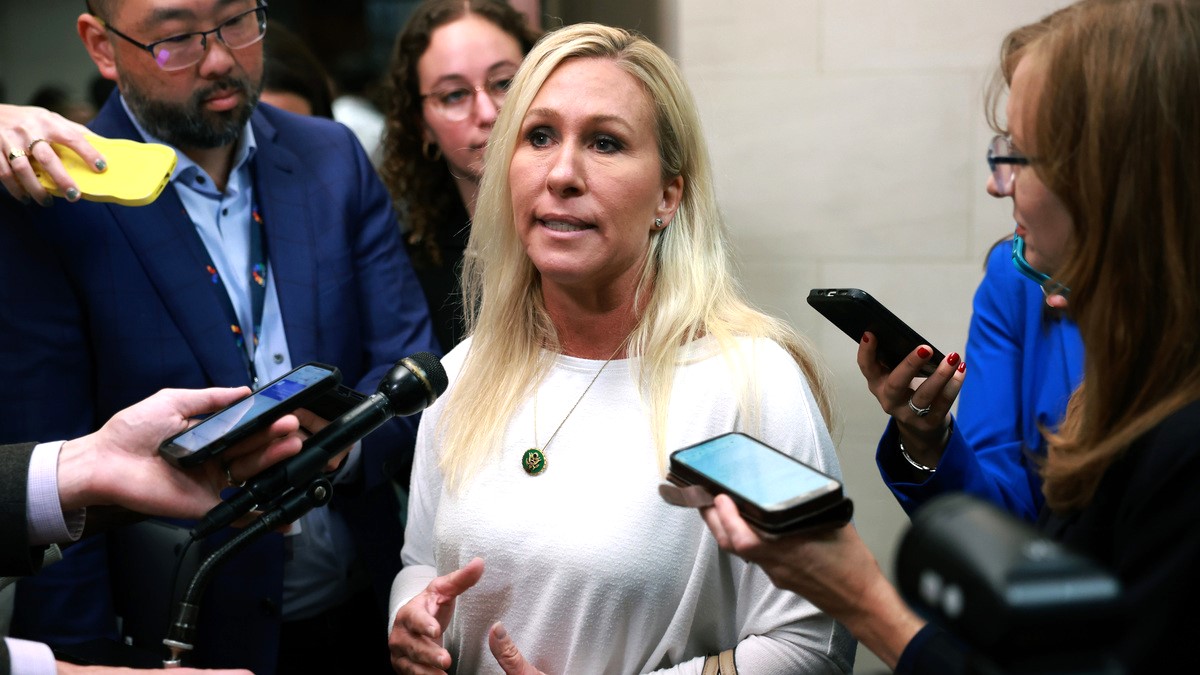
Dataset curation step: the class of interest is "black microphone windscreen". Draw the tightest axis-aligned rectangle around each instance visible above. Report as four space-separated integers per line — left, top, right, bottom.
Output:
380 352 447 416
407 351 448 396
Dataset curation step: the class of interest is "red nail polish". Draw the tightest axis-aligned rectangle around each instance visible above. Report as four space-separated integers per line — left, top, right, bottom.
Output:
947 352 961 367
958 361 966 373
917 346 932 359
861 333 870 344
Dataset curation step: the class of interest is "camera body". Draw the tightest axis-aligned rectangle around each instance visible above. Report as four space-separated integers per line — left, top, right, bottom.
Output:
896 494 1123 674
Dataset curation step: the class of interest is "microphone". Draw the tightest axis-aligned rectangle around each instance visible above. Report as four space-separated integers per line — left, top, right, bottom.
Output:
192 352 447 538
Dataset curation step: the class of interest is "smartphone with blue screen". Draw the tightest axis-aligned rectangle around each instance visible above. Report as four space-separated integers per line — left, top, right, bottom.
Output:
668 432 849 534
159 362 341 468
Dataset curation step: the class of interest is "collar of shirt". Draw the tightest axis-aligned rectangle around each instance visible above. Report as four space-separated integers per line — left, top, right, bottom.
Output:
119 94 258 188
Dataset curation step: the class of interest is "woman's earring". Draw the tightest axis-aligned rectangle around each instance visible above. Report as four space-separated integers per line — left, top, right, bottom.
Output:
654 217 665 229
422 140 443 161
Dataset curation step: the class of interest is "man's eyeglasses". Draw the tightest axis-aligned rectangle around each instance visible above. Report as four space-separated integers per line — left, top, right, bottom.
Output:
987 134 1031 195
89 1 268 72
421 73 515 122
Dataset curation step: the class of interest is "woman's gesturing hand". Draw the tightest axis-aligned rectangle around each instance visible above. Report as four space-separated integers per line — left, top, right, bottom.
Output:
389 558 485 674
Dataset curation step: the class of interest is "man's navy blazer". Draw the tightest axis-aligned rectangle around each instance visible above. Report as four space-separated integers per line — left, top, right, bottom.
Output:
0 93 437 672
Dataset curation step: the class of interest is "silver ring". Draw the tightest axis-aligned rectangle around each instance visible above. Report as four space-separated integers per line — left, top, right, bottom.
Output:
7 148 27 162
27 138 48 153
907 397 933 417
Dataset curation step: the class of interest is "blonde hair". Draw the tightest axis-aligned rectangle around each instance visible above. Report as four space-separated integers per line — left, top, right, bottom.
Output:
435 23 832 490
1002 0 1200 511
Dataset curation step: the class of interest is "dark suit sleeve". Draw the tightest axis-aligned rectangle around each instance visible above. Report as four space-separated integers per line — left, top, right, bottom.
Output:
343 123 438 490
327 122 439 603
259 110 438 608
0 443 49 576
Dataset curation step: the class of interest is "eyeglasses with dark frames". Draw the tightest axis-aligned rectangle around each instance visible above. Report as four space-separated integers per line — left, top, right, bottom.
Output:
87 0 268 72
987 134 1031 195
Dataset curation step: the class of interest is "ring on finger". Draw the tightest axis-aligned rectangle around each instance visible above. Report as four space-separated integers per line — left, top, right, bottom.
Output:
27 138 48 153
7 148 27 162
907 397 933 417
222 460 244 487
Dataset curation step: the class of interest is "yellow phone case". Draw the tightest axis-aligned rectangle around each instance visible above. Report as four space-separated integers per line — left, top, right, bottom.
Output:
35 135 177 207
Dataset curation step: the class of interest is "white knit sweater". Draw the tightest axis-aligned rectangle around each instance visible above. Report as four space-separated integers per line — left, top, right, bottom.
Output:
390 336 855 674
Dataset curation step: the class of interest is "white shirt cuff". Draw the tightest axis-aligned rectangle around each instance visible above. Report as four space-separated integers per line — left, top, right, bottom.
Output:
6 637 58 675
27 442 85 546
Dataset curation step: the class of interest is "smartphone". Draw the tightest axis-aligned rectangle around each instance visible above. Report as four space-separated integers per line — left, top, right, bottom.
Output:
34 136 176 207
807 288 946 377
304 384 368 421
668 432 847 534
159 362 341 468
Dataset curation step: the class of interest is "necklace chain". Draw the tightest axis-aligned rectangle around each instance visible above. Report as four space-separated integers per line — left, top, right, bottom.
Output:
523 335 631 476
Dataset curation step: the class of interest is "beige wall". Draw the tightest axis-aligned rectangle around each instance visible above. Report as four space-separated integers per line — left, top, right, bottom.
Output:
664 1 1072 671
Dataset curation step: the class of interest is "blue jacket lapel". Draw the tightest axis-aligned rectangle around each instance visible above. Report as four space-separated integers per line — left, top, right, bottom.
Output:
248 112 318 363
89 94 252 387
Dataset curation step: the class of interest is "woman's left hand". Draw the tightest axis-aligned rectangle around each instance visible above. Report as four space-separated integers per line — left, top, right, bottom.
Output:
488 622 547 675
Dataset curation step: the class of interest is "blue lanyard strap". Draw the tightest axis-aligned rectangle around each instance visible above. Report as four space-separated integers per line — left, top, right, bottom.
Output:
201 192 268 385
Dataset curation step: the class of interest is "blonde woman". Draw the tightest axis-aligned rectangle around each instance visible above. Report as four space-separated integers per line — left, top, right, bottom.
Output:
387 22 853 675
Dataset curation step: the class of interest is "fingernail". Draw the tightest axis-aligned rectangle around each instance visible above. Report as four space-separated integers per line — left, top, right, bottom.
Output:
493 622 508 640
917 346 932 359
20 196 31 205
958 361 966 373
65 187 80 201
40 196 54 208
861 333 870 344
947 352 961 367
94 158 107 171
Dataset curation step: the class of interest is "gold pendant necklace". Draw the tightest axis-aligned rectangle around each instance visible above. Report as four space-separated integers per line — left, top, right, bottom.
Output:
523 337 629 476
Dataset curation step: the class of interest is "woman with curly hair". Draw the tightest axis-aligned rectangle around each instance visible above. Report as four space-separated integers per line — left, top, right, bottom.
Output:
381 0 540 351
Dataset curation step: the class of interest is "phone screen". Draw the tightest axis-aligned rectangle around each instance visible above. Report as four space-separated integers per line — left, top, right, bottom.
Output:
673 434 838 510
163 364 335 461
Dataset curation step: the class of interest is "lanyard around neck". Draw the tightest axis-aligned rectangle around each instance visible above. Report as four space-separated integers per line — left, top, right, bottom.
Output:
201 192 268 386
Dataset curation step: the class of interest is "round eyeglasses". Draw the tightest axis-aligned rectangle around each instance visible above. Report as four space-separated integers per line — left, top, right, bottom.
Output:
987 134 1031 195
421 74 515 122
93 2 268 72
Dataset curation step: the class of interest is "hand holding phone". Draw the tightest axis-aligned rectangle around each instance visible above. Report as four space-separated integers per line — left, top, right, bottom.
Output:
159 363 341 468
807 288 945 377
661 432 853 535
34 135 176 206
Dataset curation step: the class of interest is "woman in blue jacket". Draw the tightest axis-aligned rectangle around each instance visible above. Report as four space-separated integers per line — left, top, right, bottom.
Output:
869 241 1083 522
861 12 1083 522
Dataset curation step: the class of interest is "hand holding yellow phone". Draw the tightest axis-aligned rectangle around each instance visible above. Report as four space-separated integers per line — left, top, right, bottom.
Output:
35 135 176 207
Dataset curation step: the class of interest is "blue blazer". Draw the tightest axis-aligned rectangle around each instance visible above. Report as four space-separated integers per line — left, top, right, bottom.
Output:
876 243 1085 522
0 94 437 672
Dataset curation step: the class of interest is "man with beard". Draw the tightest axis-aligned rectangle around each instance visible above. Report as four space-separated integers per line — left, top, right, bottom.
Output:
0 1 436 673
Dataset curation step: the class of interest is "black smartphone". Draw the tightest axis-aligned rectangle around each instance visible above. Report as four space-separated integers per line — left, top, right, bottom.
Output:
807 288 946 377
159 362 341 468
304 384 368 421
667 432 849 534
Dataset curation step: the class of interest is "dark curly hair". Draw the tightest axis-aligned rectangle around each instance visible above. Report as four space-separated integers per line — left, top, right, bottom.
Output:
381 0 540 268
